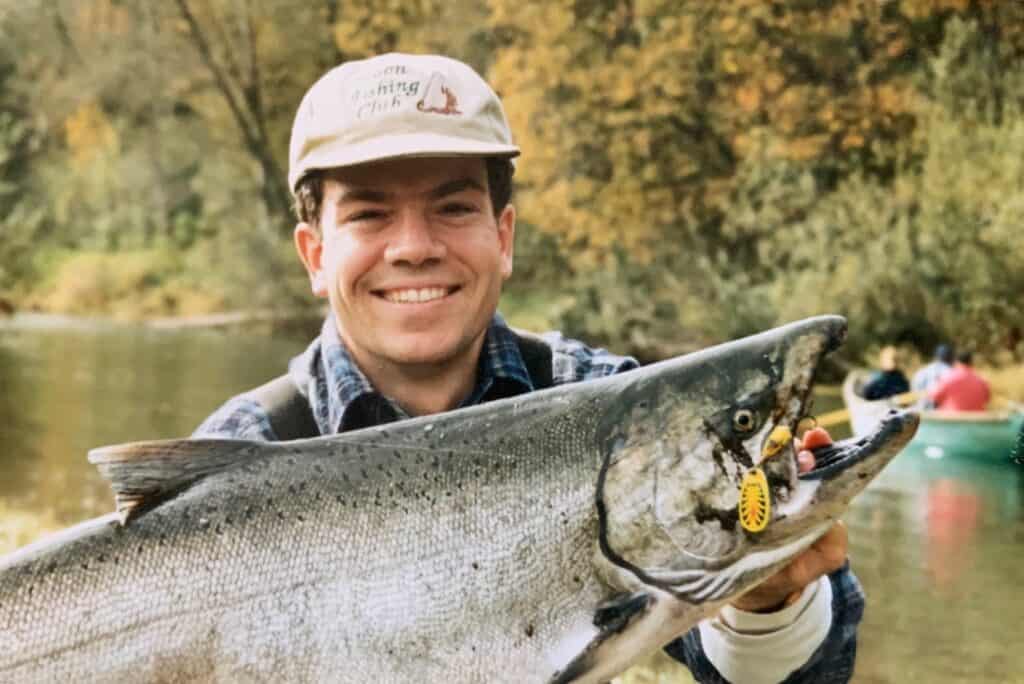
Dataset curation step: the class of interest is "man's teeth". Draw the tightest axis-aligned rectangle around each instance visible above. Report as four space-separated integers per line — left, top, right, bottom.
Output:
383 287 449 303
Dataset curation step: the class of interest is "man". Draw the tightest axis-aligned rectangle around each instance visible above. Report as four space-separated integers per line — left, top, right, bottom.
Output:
861 346 910 401
929 350 991 412
196 53 863 683
912 344 954 394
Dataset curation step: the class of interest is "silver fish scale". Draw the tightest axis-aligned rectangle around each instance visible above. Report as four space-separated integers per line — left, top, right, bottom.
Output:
0 390 611 683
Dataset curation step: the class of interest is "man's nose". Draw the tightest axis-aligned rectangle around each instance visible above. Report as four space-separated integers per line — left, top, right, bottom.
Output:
384 210 446 265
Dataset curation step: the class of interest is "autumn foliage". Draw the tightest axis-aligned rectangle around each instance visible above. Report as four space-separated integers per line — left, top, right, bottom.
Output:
1 0 1022 362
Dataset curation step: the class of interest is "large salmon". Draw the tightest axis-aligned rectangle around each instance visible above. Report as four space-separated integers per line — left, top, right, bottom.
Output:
0 315 917 682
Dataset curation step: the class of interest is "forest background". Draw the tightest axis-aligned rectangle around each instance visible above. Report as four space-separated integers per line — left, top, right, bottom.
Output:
1 0 1023 369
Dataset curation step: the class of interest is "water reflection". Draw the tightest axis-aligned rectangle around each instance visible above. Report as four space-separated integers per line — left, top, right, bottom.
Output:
848 448 1024 683
0 317 1021 682
0 315 309 524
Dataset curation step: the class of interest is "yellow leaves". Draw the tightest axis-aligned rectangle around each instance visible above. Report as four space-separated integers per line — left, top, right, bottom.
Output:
610 72 639 105
331 0 447 56
73 0 131 36
776 135 830 162
763 72 786 95
736 85 761 113
491 0 990 267
875 84 912 114
902 0 969 19
887 39 908 58
633 130 652 155
841 133 865 150
733 132 754 156
721 50 741 75
65 102 118 166
943 0 971 11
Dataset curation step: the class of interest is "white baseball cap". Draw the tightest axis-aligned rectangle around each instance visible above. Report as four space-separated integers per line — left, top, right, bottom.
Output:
288 53 520 191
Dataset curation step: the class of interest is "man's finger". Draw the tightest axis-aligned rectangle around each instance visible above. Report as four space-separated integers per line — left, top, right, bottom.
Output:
811 521 848 571
797 450 816 473
782 522 848 586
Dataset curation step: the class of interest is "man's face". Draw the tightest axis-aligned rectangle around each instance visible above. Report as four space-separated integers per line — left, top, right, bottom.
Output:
295 156 515 371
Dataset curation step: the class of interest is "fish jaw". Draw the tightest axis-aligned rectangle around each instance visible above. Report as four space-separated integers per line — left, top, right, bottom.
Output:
765 409 919 541
594 315 845 600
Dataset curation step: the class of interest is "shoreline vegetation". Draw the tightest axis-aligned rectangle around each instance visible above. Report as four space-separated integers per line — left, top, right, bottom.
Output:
3 6 1024 374
3 299 1023 405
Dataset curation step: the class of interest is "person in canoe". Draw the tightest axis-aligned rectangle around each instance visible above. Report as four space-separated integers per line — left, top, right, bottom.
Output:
912 343 954 394
861 346 910 401
929 350 991 412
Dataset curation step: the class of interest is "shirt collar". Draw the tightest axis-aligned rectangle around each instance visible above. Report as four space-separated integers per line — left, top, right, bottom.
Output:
461 313 534 407
290 312 534 435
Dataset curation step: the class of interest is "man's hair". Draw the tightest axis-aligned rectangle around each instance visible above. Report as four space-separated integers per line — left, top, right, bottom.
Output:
292 157 514 229
935 344 954 365
957 350 973 365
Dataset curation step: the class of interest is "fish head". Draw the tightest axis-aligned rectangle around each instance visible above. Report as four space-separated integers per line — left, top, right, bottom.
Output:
595 315 918 603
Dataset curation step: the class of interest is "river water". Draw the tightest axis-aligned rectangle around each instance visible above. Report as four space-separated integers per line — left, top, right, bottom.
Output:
1 315 1021 683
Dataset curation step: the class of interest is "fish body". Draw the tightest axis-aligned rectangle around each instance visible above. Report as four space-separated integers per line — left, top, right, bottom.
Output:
0 316 917 683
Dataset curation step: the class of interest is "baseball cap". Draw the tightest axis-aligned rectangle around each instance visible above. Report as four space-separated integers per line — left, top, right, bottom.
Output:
288 53 520 192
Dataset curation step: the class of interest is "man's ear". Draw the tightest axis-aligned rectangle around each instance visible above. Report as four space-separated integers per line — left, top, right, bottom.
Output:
497 204 515 280
294 222 327 297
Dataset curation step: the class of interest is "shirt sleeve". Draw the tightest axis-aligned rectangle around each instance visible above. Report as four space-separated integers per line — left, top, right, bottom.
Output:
192 396 279 441
664 562 864 683
928 376 949 406
911 369 925 392
540 331 640 383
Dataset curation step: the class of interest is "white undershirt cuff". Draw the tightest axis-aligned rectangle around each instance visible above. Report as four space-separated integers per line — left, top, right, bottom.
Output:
697 576 833 684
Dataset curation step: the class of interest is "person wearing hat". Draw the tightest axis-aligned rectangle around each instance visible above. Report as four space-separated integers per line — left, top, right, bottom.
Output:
912 343 954 395
195 54 862 683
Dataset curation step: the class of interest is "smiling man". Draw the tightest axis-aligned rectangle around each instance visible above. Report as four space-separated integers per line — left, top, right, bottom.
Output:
292 156 514 417
195 53 864 683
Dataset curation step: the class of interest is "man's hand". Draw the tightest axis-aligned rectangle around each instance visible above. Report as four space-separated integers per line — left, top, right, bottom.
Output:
728 429 848 613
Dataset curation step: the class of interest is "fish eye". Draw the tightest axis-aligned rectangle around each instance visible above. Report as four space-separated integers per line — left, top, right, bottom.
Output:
733 409 757 433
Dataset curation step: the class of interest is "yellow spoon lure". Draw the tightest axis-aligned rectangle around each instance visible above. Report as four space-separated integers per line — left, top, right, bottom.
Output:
738 425 792 533
739 468 770 533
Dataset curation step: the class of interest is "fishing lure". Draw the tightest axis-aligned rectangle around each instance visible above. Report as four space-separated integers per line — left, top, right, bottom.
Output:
739 467 770 533
762 425 793 460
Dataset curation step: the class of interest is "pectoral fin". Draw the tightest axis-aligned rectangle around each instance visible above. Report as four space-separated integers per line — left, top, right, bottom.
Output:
592 592 653 634
550 590 696 684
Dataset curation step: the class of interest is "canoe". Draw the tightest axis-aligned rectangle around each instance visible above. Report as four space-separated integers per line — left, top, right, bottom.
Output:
842 371 1024 464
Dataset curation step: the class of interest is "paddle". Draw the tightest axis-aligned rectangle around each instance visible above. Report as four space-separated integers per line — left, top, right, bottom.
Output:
815 391 923 429
816 391 1022 429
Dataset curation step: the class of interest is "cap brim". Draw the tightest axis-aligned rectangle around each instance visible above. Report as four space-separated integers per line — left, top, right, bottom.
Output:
291 133 520 190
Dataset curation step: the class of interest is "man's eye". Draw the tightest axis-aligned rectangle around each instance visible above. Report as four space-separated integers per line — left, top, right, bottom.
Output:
441 203 475 215
348 210 385 222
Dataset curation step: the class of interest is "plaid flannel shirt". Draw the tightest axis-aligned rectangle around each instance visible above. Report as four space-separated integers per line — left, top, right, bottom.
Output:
194 313 863 683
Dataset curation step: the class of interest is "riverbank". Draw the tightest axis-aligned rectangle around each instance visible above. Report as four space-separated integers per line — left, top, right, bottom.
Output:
0 282 567 339
3 307 1022 403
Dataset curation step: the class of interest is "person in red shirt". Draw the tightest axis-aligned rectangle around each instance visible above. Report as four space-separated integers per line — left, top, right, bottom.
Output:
929 350 991 411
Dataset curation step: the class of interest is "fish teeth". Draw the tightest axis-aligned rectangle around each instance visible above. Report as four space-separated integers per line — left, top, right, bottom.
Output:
383 287 449 303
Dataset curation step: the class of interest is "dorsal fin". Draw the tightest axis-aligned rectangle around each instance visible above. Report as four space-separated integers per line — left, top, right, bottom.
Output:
87 438 264 525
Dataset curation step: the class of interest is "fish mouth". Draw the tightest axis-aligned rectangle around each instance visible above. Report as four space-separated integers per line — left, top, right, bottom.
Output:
798 409 919 481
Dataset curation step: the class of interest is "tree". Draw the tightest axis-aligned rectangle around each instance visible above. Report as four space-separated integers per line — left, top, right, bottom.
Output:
487 0 1023 357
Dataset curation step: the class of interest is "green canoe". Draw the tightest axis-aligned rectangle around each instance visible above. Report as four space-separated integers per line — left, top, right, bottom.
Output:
842 371 1024 464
